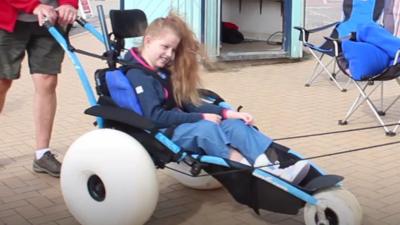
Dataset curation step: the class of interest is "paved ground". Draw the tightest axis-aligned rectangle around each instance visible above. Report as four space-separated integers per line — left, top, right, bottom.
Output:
3 1 400 225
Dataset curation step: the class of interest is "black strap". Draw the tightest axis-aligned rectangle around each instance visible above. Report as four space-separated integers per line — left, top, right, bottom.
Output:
165 139 400 178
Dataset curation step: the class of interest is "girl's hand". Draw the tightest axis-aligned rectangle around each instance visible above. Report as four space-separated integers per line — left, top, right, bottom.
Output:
225 110 254 125
203 113 222 124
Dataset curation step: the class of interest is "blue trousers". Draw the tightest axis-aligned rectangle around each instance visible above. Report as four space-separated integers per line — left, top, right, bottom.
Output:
171 119 273 164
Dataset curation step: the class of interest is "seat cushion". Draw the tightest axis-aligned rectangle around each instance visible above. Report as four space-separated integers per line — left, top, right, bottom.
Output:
342 40 390 80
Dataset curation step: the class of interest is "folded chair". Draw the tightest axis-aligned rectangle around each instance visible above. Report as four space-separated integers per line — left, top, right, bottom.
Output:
295 0 385 92
333 23 400 136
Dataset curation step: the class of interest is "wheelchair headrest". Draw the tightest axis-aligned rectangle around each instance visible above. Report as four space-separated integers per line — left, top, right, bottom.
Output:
110 9 148 39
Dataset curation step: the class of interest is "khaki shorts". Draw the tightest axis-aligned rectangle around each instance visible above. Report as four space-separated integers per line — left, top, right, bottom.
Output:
0 21 65 80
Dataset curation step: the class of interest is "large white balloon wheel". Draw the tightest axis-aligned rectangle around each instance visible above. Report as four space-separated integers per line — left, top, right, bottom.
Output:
304 187 362 225
61 129 159 225
165 162 222 190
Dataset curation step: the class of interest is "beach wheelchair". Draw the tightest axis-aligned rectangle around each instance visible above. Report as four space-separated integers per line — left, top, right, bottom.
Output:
50 8 363 225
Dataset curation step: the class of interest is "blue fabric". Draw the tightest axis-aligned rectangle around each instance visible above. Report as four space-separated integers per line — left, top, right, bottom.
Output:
342 40 390 80
105 69 144 115
356 22 400 58
172 119 272 164
336 0 377 37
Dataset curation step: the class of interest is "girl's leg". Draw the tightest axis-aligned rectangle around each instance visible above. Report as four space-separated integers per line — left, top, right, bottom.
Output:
172 120 231 159
220 119 272 164
221 119 310 183
171 120 251 164
172 120 250 165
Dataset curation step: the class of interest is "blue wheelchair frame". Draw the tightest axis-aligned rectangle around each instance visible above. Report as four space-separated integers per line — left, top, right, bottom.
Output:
46 13 344 216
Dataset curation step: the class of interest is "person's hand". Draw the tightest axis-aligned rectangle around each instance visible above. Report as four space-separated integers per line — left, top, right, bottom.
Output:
225 110 254 125
203 113 222 124
33 4 57 26
56 4 78 26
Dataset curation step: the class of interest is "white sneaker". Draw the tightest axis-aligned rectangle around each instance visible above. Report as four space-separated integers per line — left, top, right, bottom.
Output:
260 160 310 184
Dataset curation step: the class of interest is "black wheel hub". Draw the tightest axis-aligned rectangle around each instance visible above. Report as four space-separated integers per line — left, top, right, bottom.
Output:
87 175 106 202
315 208 339 225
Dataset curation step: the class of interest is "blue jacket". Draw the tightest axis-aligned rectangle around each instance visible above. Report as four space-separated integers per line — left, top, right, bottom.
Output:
125 49 226 128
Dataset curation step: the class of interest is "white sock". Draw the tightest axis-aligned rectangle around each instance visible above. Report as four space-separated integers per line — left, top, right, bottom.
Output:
35 148 50 159
254 154 279 169
240 157 251 166
254 154 270 167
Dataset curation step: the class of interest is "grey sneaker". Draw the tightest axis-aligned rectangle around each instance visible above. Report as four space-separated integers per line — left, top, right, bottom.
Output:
33 151 61 177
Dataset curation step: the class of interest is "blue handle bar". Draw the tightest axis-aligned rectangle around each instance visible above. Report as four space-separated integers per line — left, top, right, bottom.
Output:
46 24 104 127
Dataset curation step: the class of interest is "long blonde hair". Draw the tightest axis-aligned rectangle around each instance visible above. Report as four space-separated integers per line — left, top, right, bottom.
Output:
143 12 203 106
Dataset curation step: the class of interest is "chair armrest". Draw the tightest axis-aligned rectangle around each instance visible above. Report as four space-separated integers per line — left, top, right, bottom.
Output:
294 21 339 43
393 49 400 65
84 105 156 131
323 36 340 56
323 34 353 56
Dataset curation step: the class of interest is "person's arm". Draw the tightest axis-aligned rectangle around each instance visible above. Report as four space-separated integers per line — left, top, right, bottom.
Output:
6 0 40 13
125 69 204 128
56 0 78 26
59 0 78 8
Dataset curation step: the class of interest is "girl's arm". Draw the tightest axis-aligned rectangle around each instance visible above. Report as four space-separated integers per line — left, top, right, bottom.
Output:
186 102 254 124
126 69 204 128
183 102 225 115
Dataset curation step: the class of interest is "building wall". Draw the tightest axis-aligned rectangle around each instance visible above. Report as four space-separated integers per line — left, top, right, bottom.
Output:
290 0 304 58
222 0 283 41
123 0 304 59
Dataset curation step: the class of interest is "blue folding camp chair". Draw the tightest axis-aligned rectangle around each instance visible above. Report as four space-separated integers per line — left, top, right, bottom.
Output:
295 0 385 92
330 22 400 136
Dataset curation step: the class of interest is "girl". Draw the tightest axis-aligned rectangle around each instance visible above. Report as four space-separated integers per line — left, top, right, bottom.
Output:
124 13 310 184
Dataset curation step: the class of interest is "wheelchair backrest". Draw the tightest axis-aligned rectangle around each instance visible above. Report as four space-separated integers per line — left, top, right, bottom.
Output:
336 0 384 37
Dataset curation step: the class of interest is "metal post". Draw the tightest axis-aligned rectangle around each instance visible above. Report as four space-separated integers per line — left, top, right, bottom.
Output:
97 5 111 52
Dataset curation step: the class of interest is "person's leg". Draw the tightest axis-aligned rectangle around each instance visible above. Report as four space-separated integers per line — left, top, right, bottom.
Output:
28 22 64 177
31 74 57 150
0 22 28 113
0 79 12 113
31 74 60 177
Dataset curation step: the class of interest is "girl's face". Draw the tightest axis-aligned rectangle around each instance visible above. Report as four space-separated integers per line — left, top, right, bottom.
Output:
143 29 180 68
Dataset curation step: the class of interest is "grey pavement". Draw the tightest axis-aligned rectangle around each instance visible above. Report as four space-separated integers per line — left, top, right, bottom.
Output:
3 1 400 225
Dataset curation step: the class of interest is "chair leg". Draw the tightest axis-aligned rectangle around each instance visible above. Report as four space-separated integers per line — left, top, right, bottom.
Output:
339 81 388 128
341 81 393 135
343 76 352 91
339 82 376 124
305 54 326 87
331 60 337 80
387 79 400 135
391 121 400 135
305 49 346 91
382 95 400 114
